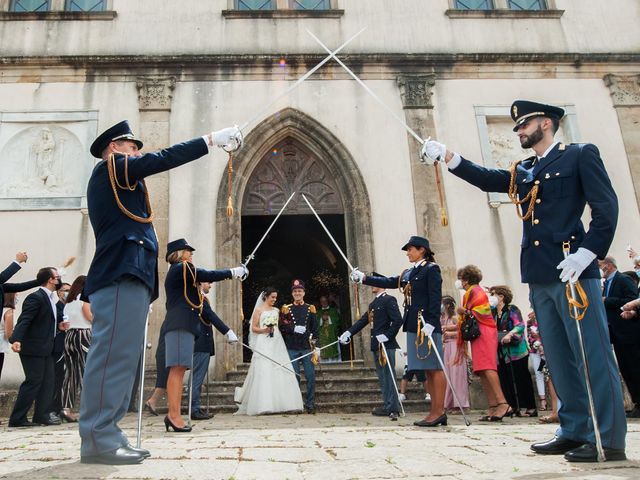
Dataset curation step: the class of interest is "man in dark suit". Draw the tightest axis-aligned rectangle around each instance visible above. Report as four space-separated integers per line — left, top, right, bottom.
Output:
417 100 626 462
340 281 403 420
50 283 71 422
8 267 62 427
79 120 242 465
599 256 640 418
0 252 39 302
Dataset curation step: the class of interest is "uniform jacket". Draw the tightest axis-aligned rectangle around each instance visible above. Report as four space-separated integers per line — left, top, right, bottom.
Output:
364 261 443 334
279 303 318 351
9 289 57 356
451 143 618 284
0 261 39 302
603 271 639 343
85 138 209 301
349 292 403 351
194 298 230 355
162 262 231 336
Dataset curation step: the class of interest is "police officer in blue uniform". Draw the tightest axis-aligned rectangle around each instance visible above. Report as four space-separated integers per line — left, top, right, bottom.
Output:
351 236 447 427
339 279 403 420
420 100 626 462
279 280 319 413
80 120 242 465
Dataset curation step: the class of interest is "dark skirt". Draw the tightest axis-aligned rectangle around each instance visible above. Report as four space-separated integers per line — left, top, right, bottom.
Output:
62 328 92 409
165 329 195 368
497 354 537 410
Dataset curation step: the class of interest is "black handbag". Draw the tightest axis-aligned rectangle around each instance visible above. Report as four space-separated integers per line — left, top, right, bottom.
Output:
460 311 481 341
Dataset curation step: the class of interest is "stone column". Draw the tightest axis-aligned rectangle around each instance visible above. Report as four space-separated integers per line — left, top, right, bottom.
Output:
136 76 176 361
604 74 640 209
397 75 457 296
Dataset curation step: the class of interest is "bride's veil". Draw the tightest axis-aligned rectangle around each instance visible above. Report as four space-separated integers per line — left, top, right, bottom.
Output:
248 291 266 349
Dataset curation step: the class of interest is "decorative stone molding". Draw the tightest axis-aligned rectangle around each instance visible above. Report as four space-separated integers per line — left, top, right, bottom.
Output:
136 76 176 111
397 75 435 109
604 74 640 107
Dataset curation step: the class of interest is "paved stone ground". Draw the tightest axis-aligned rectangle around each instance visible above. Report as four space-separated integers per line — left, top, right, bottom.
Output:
0 412 638 480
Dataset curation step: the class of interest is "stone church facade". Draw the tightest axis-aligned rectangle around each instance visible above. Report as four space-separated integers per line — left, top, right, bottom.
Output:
0 0 639 383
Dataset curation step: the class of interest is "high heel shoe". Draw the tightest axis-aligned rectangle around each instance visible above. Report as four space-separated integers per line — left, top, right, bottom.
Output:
488 403 513 422
164 416 192 433
60 409 78 423
413 414 447 427
479 405 496 422
524 409 538 417
145 401 158 416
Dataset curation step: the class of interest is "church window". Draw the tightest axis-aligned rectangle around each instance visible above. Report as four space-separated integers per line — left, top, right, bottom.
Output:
508 0 546 9
65 0 106 11
10 0 50 11
453 0 493 9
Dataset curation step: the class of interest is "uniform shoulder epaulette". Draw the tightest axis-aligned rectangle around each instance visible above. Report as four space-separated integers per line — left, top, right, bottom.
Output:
281 304 291 314
308 304 316 314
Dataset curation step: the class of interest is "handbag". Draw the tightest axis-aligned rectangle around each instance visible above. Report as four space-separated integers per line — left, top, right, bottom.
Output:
460 311 481 341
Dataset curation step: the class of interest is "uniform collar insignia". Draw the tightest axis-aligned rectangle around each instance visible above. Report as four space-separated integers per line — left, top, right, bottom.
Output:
559 143 566 151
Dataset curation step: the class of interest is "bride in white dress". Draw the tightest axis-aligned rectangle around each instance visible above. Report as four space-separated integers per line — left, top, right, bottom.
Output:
234 288 303 415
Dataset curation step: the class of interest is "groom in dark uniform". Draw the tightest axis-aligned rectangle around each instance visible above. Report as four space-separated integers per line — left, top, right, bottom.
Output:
280 279 319 413
339 280 403 420
418 100 626 462
80 120 243 465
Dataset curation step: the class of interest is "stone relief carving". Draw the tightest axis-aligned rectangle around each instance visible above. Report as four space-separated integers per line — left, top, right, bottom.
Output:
242 138 343 215
0 125 85 198
397 75 436 109
136 77 176 111
604 74 640 107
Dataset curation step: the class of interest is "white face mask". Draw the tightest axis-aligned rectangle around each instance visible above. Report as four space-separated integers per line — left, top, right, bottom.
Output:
454 279 463 290
488 295 499 308
599 268 605 278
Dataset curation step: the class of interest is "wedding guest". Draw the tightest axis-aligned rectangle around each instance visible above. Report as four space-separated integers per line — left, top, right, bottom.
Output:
440 295 469 413
1 293 17 381
527 311 547 412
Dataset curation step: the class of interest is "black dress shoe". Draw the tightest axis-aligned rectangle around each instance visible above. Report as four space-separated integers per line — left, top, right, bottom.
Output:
563 443 626 462
389 412 399 421
413 414 447 427
305 406 316 415
531 436 584 455
123 444 151 458
8 420 36 427
33 413 62 426
80 447 145 465
371 407 389 417
190 410 212 421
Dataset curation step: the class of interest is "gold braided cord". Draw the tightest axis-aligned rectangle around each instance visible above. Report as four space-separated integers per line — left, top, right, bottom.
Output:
226 152 234 217
566 281 590 321
182 261 205 324
106 153 155 224
415 310 432 360
508 159 539 221
378 343 387 367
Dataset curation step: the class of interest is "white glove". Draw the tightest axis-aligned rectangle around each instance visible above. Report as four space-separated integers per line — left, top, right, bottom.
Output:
420 139 446 165
294 325 307 334
226 330 239 343
350 268 365 284
315 347 321 358
398 393 406 402
339 331 352 344
230 265 249 280
376 334 389 343
556 247 597 283
212 126 243 149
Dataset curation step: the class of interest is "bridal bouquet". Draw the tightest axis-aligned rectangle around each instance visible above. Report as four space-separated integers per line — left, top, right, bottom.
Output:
263 313 279 337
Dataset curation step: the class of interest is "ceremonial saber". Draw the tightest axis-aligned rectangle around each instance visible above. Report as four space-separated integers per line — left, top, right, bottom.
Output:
135 314 150 449
301 194 354 271
380 342 405 417
421 317 471 426
240 341 300 377
237 28 366 133
289 339 340 363
562 243 605 462
307 31 450 227
243 191 296 267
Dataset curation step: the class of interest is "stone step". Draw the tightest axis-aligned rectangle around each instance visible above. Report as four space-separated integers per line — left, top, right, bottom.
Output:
226 365 376 381
233 360 366 371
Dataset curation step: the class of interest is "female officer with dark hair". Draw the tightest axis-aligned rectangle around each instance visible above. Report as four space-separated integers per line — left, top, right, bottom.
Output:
161 239 245 432
351 236 446 427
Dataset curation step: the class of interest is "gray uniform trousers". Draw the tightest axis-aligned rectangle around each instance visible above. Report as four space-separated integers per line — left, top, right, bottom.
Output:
373 349 400 414
530 278 626 450
79 278 151 456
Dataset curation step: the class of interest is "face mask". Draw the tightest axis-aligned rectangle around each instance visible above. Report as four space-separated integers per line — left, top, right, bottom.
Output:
454 279 463 290
488 295 499 308
54 279 63 291
636 270 640 279
440 304 445 314
62 292 69 301
599 268 605 278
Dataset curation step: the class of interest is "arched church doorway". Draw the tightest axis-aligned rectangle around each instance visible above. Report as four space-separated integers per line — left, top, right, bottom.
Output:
240 138 351 362
214 108 375 378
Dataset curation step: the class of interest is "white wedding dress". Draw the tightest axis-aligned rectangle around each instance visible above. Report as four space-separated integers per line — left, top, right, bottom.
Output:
234 307 303 415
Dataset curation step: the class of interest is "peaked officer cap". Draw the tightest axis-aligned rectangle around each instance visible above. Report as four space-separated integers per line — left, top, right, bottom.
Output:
291 279 306 291
90 120 144 158
511 100 565 132
165 238 195 262
401 235 431 252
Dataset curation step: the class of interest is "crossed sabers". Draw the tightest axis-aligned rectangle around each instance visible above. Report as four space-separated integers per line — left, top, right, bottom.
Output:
220 28 448 226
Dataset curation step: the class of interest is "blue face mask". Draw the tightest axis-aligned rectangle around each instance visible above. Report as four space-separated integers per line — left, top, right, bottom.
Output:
636 270 640 278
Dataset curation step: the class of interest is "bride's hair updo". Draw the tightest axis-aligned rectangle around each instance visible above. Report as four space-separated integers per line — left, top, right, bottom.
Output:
262 287 277 300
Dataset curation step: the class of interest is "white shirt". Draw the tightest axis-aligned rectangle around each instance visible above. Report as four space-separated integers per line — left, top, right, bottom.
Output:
64 295 92 329
0 308 11 353
39 286 58 337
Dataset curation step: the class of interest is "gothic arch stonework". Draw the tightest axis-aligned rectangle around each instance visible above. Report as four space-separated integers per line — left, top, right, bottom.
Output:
213 108 375 377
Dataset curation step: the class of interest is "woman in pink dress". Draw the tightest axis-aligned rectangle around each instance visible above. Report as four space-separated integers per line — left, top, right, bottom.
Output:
440 295 470 413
